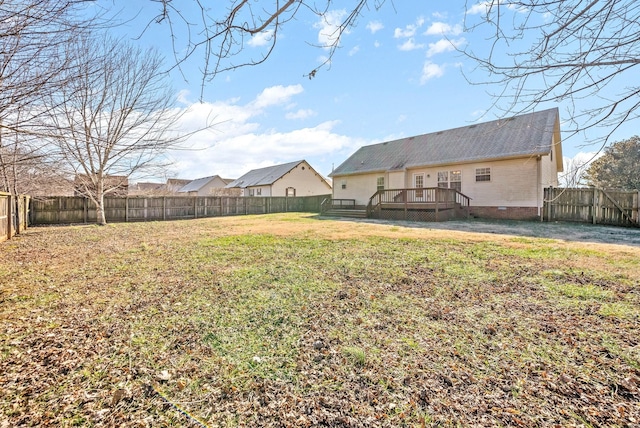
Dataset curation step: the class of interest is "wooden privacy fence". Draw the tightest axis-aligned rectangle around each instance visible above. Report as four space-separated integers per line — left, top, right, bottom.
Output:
543 187 639 227
30 194 330 225
0 193 30 242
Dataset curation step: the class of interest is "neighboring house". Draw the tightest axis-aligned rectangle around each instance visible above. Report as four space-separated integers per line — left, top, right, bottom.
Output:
330 108 563 220
178 175 239 196
165 178 192 194
226 160 332 197
74 174 129 197
130 182 164 195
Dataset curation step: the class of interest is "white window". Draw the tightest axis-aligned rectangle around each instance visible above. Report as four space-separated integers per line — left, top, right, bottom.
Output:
476 167 491 182
450 170 461 192
249 188 255 196
286 187 296 197
341 179 347 190
256 188 262 196
438 170 462 191
377 176 385 191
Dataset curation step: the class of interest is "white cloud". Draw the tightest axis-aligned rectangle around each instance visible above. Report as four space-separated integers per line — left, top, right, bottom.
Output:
373 40 381 48
560 151 602 186
420 62 445 84
466 2 527 16
507 4 529 13
393 16 425 38
176 89 192 105
426 37 466 57
466 2 491 15
252 85 304 109
398 38 425 51
425 22 463 36
314 9 349 48
247 30 274 47
348 45 360 56
366 21 384 34
163 87 365 180
285 109 317 120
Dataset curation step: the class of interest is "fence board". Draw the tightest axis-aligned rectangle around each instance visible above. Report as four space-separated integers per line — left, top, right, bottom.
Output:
30 194 330 225
544 187 639 227
0 193 30 242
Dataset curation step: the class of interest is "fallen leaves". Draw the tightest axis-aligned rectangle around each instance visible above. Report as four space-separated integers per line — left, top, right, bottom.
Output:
1 215 639 426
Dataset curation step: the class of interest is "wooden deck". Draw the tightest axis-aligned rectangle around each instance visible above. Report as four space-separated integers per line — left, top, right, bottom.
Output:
379 201 458 211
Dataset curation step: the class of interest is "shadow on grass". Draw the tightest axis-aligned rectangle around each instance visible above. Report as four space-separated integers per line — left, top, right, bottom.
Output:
314 214 640 247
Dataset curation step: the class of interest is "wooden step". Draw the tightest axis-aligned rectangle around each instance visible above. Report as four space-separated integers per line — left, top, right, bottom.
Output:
323 209 367 218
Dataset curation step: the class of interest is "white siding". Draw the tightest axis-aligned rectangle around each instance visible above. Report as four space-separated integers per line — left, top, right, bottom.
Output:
333 154 556 208
388 171 405 189
332 173 381 205
271 161 332 197
200 176 231 196
246 185 272 197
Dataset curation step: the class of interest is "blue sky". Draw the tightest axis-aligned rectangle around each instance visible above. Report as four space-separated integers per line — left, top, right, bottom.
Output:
97 1 633 183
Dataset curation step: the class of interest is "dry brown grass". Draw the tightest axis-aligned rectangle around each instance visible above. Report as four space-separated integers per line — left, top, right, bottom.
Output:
1 213 639 427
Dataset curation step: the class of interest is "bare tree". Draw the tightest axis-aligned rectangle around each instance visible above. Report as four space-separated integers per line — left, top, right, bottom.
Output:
0 0 98 195
559 156 591 188
47 36 194 225
140 0 388 97
462 0 640 147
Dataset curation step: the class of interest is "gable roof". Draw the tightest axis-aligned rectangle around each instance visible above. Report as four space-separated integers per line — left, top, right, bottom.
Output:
225 160 305 189
330 108 561 177
178 175 231 192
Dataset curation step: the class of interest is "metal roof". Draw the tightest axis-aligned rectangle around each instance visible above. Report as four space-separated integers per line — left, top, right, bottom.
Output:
330 108 560 177
226 160 304 188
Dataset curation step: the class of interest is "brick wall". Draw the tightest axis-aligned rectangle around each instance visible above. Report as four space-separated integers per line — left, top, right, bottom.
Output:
469 206 539 221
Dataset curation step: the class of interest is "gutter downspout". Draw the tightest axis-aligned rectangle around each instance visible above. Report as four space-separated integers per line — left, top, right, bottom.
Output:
537 155 542 219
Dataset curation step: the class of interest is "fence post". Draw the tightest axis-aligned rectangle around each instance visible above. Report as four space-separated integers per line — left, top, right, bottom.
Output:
592 188 598 225
163 197 166 221
14 195 20 235
193 196 198 218
6 194 11 241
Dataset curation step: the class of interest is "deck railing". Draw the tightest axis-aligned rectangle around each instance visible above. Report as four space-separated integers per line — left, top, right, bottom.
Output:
320 198 357 213
366 187 470 219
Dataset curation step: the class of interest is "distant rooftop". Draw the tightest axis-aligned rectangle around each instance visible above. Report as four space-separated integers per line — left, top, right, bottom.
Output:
226 160 304 188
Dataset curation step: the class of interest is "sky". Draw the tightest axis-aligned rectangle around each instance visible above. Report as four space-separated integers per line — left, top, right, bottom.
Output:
95 1 635 184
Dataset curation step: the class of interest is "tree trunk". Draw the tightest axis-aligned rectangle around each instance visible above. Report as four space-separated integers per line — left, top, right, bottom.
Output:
96 180 107 225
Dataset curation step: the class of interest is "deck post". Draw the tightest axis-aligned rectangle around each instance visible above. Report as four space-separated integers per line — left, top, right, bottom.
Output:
403 190 408 220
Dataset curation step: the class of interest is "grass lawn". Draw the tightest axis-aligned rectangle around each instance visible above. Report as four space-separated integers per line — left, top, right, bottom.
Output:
1 213 639 427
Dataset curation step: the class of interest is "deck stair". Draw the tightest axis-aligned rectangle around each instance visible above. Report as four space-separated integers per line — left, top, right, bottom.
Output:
320 198 368 219
322 208 367 219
